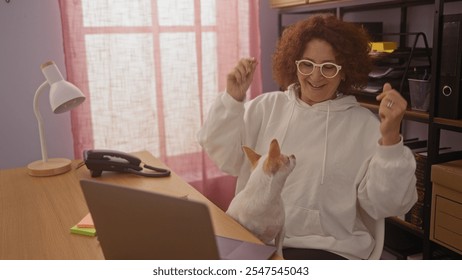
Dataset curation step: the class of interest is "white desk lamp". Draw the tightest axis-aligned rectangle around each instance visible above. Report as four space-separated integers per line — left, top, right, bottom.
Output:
27 61 85 176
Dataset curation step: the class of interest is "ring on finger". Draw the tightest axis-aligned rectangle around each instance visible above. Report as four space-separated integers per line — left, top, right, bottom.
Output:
386 100 394 108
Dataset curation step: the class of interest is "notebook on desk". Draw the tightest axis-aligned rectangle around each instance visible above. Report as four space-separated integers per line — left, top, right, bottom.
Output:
79 179 276 260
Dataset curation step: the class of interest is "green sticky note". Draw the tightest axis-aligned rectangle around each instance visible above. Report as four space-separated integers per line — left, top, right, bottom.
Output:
70 225 96 237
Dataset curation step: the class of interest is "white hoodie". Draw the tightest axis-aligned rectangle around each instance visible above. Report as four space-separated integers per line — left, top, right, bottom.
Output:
197 85 417 259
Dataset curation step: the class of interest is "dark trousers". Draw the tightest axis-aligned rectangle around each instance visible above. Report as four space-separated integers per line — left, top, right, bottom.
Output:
283 248 347 260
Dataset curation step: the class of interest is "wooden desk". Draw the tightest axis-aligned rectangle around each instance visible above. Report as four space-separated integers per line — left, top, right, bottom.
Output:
0 151 270 259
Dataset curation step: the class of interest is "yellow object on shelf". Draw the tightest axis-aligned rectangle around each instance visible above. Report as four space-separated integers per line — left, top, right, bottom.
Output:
370 42 398 53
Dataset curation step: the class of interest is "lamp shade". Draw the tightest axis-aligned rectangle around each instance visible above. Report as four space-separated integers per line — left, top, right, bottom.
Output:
50 81 86 113
41 61 85 113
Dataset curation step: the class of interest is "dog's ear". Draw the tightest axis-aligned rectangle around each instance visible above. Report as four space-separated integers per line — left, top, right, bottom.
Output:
268 139 281 160
264 139 282 174
242 146 261 169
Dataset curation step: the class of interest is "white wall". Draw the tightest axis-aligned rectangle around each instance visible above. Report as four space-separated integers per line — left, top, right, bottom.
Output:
0 0 74 169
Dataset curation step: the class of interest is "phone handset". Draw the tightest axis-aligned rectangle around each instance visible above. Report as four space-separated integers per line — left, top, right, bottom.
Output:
83 149 171 178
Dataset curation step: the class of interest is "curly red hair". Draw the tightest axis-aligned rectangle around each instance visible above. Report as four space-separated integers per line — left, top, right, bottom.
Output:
272 14 372 94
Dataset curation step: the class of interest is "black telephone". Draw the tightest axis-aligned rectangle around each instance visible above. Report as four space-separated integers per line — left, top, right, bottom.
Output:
83 149 171 178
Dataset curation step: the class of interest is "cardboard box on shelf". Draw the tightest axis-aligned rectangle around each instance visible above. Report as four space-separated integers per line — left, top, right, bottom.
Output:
430 160 462 254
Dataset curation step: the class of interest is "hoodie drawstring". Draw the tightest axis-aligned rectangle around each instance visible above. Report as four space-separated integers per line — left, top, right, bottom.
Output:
280 101 296 149
321 102 330 185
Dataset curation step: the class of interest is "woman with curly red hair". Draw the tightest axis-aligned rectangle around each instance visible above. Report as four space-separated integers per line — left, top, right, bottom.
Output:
198 14 417 260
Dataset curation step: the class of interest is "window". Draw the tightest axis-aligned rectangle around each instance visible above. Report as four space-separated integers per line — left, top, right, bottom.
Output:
59 0 261 209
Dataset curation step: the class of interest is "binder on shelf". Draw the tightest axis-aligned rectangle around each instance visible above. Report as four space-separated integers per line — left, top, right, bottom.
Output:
436 14 462 119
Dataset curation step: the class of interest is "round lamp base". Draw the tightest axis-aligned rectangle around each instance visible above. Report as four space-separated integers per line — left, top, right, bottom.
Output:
27 158 72 177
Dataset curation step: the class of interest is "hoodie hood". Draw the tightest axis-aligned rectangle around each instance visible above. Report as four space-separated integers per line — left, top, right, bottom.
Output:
284 83 360 184
286 83 359 112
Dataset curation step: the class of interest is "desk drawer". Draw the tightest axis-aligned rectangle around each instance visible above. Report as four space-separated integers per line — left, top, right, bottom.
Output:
431 194 462 253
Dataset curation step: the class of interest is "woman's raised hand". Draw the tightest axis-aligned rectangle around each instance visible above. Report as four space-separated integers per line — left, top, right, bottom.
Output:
226 57 258 102
376 83 407 146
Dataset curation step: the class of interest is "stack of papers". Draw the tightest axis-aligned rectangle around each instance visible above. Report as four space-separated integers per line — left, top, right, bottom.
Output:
70 213 96 237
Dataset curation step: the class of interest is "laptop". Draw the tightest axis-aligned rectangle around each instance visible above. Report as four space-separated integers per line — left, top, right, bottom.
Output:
79 179 276 260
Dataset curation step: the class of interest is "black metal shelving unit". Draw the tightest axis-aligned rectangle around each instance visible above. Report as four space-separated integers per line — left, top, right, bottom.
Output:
423 0 462 259
276 0 462 259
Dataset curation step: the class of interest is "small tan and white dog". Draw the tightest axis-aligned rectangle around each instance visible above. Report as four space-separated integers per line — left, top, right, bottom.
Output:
226 139 296 256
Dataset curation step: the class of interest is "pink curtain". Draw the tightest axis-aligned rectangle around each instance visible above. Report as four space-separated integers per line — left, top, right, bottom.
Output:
58 0 261 211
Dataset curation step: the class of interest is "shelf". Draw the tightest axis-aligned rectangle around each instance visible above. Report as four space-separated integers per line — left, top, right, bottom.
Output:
383 245 422 260
278 0 435 14
433 117 462 131
405 110 430 122
432 150 462 164
387 217 424 237
358 100 430 123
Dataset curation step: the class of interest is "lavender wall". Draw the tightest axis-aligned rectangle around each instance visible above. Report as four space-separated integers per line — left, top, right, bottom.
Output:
0 0 73 169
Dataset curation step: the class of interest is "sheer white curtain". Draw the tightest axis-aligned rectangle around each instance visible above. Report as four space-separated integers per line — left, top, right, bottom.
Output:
59 0 261 210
